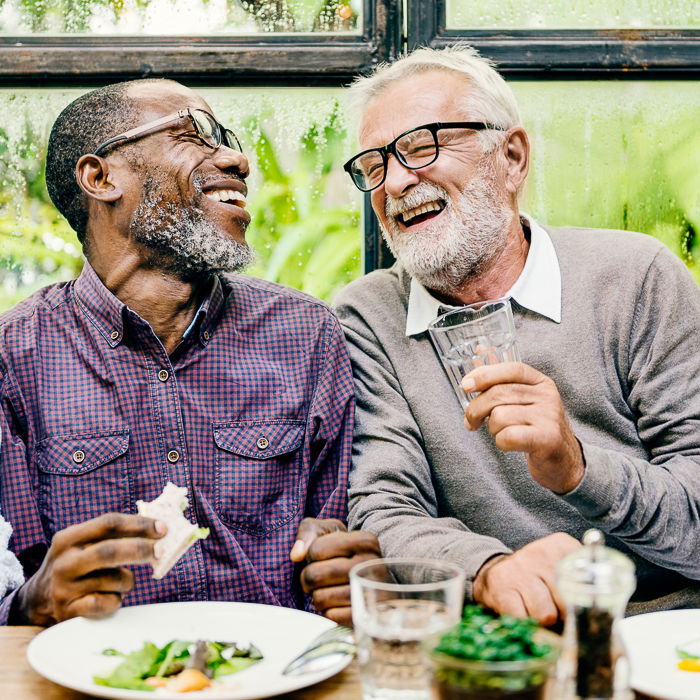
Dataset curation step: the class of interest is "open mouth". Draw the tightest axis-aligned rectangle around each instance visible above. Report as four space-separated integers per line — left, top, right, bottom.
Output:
203 188 247 209
398 199 446 227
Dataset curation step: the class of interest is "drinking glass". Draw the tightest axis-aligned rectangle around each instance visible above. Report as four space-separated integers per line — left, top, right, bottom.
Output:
350 558 466 700
428 298 520 409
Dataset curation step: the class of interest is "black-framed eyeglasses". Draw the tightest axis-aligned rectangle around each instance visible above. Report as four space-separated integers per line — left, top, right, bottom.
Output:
343 121 507 192
92 108 243 157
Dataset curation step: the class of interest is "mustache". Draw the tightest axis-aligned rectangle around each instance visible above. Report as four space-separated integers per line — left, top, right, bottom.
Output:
193 172 248 198
384 180 449 218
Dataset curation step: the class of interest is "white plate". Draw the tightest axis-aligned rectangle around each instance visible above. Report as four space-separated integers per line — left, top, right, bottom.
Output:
27 601 352 700
619 609 700 700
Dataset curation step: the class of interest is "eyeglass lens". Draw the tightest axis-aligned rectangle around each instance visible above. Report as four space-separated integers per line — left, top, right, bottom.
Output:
191 110 242 153
351 126 438 191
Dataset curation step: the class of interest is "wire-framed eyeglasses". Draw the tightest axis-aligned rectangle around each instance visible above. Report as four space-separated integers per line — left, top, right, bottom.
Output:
92 108 243 157
343 121 506 192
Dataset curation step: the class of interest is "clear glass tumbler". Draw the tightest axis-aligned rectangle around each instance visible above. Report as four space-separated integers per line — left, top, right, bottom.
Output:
428 298 520 409
350 557 466 700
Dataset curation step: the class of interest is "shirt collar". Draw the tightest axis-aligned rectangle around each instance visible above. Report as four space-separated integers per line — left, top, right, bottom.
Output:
405 214 561 336
73 262 225 348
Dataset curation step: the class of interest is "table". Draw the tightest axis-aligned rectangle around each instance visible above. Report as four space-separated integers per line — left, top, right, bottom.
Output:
1 626 359 700
2 627 655 700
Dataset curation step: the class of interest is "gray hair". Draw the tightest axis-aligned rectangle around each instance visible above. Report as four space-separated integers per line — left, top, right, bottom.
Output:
347 43 521 151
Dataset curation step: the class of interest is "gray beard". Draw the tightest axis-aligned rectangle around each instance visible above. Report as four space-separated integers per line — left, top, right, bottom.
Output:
381 168 513 294
128 177 256 280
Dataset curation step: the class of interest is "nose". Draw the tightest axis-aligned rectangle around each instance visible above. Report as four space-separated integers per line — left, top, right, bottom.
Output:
212 145 250 179
382 153 420 198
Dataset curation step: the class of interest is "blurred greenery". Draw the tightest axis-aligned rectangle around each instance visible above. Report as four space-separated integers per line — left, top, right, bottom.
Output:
447 0 700 29
0 82 698 315
0 0 359 33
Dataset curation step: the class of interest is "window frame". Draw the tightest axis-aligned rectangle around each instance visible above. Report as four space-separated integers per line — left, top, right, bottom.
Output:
0 0 402 86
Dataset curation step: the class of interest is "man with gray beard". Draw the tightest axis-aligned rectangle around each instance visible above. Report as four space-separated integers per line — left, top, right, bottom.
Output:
0 78 380 627
335 44 700 623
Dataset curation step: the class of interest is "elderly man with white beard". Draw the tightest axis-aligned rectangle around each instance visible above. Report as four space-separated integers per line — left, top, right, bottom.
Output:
334 44 700 624
0 78 381 627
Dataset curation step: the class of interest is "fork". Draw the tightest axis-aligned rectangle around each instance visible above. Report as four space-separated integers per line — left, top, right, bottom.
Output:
282 624 355 676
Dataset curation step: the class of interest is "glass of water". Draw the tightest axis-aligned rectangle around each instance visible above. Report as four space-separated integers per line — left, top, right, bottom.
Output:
428 298 520 410
350 558 466 700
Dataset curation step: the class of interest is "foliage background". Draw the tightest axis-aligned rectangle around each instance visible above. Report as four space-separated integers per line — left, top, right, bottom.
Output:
0 81 698 314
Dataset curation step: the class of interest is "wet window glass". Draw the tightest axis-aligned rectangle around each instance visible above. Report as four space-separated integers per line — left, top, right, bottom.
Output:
447 1 699 29
2 81 698 312
0 88 362 311
515 81 700 281
0 0 361 35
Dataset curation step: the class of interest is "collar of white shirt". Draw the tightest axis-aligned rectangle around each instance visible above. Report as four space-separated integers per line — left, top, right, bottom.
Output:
404 214 562 336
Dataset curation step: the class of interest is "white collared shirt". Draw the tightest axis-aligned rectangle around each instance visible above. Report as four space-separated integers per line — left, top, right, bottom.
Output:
405 214 561 336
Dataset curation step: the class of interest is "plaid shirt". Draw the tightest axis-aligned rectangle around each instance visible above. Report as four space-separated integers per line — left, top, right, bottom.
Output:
0 263 354 623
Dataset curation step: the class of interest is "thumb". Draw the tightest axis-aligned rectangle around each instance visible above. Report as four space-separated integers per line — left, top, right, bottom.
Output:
290 518 347 562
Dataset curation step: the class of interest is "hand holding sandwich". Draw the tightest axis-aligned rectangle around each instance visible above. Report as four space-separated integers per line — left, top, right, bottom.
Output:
292 518 381 625
10 513 166 626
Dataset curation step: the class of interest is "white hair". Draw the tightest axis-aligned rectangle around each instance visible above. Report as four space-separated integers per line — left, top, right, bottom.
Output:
347 43 521 151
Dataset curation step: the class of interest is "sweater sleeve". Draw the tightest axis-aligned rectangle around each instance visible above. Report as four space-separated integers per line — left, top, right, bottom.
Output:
562 245 700 579
336 295 511 599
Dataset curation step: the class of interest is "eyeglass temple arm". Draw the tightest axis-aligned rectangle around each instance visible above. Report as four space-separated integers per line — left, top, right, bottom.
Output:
93 109 189 156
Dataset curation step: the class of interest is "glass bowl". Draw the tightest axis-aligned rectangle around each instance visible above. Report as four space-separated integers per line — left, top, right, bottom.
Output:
423 628 561 700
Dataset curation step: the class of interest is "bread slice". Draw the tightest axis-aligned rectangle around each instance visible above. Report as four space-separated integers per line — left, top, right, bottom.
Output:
137 482 209 580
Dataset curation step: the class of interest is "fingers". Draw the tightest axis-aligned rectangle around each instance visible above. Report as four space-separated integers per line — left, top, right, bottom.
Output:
51 513 166 554
309 584 350 614
463 362 540 394
306 530 381 563
56 537 159 579
322 607 353 626
63 592 124 621
291 518 347 562
301 551 378 593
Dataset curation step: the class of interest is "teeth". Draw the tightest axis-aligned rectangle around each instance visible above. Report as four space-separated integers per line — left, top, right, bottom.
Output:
400 200 442 224
205 189 247 207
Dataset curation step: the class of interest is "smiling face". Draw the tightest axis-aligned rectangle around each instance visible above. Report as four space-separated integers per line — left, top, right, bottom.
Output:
118 82 255 278
359 70 518 292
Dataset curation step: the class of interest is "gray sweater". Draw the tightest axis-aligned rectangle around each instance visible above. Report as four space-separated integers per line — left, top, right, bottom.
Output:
335 226 700 613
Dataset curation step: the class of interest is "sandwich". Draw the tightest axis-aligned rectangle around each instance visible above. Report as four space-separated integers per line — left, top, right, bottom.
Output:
137 482 210 580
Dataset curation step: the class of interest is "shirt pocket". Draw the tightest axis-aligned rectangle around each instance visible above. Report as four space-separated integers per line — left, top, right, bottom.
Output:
213 419 305 536
36 429 131 536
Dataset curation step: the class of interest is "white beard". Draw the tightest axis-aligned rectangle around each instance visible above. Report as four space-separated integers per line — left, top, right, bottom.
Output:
380 166 513 294
129 175 256 280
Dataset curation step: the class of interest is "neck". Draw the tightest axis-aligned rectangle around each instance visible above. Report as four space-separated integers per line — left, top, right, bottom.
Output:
89 253 210 355
429 217 530 306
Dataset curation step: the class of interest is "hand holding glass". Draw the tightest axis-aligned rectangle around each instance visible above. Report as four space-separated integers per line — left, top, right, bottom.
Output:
428 298 520 409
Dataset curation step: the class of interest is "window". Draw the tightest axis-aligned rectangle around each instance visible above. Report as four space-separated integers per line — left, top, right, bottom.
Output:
1 0 698 311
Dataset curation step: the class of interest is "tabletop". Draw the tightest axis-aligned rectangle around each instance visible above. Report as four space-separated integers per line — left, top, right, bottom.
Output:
2 626 655 700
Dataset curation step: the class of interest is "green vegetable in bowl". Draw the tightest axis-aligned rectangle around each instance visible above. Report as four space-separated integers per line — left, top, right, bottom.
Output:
435 606 554 663
427 606 559 699
93 639 263 692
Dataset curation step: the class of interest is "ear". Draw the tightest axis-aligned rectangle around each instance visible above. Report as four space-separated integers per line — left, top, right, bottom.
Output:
75 154 123 203
500 127 529 196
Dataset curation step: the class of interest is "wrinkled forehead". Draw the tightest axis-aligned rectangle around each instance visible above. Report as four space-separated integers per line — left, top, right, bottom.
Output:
126 81 213 122
358 71 474 149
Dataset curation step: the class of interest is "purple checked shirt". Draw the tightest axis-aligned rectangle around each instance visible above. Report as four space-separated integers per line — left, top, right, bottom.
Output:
0 262 354 623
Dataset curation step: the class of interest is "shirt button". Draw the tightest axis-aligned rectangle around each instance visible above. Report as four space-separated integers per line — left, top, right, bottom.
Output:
158 369 169 382
72 450 85 464
203 330 210 341
167 450 180 463
110 331 119 340
256 437 269 450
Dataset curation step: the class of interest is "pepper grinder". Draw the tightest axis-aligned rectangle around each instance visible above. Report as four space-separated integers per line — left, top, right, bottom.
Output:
554 529 636 700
